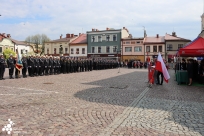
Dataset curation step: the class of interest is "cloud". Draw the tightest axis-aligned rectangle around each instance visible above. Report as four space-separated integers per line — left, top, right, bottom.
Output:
0 0 203 40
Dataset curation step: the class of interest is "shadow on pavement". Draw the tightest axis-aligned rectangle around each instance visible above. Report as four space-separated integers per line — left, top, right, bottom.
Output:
74 69 204 135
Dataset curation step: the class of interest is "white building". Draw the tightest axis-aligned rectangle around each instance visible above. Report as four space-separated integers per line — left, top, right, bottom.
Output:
69 34 87 57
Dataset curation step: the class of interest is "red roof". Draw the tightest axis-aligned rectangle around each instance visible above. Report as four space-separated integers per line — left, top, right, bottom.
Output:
165 34 190 41
70 34 87 45
178 37 204 57
144 36 165 44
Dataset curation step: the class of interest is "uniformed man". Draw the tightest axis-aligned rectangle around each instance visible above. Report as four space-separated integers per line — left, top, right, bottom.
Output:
34 55 40 76
28 55 35 77
0 54 6 80
22 55 28 78
44 55 50 76
53 57 57 74
39 56 45 76
7 54 15 79
57 56 61 74
66 57 70 73
63 57 67 74
49 56 53 75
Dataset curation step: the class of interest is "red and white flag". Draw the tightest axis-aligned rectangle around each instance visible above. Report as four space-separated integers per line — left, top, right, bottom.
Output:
155 52 170 83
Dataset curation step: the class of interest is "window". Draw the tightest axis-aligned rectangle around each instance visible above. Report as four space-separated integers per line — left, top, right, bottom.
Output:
113 46 117 52
126 41 130 44
65 48 68 54
106 46 110 53
106 35 110 41
25 50 28 54
131 41 136 44
98 46 101 53
91 36 95 42
167 44 172 51
146 46 150 52
159 46 162 52
123 42 126 44
76 48 79 54
71 48 74 54
82 48 85 54
0 47 2 53
47 48 49 54
21 49 23 54
92 47 95 53
113 35 117 41
54 48 56 54
153 46 157 52
134 46 142 52
125 47 132 52
178 44 183 49
137 41 140 44
10 48 13 51
98 36 102 42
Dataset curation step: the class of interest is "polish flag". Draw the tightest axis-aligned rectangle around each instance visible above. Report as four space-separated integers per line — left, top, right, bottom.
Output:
155 52 170 83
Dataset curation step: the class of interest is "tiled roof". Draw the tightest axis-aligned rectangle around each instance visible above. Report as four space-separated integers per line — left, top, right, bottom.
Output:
70 34 87 44
165 34 191 41
144 36 165 44
10 38 28 45
50 36 77 43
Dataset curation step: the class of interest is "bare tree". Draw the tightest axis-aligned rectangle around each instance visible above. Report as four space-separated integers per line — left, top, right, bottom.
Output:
25 34 50 55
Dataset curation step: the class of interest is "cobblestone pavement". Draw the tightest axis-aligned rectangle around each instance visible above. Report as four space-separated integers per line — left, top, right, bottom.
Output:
0 68 204 136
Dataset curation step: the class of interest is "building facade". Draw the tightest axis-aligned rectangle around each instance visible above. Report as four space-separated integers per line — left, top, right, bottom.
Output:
122 37 144 62
44 33 77 56
69 34 87 57
0 33 15 53
87 27 129 60
165 32 191 62
143 34 165 61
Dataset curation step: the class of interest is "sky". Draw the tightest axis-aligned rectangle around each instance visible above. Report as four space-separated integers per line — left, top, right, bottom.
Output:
0 0 203 41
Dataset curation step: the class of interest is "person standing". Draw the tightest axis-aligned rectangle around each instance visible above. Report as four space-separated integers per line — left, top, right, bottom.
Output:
39 56 45 76
49 56 53 75
44 55 50 76
7 54 15 79
187 59 194 86
22 55 28 78
0 54 6 80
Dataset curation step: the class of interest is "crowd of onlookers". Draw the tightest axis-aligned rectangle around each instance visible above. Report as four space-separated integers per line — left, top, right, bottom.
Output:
175 58 204 85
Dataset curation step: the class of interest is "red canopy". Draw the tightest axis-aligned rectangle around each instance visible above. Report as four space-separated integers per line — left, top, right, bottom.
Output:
178 37 204 57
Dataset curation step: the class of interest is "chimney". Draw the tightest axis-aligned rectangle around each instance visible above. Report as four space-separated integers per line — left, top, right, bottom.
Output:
79 33 81 36
60 34 62 39
2 33 5 37
71 34 74 37
123 27 125 29
172 32 177 37
106 27 109 30
96 29 98 31
156 34 159 38
7 34 11 38
92 28 94 31
66 34 70 38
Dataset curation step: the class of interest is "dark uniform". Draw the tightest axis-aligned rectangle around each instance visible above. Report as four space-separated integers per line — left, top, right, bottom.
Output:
57 57 61 74
0 55 6 80
34 56 40 76
49 57 53 75
66 58 70 73
22 56 28 78
28 56 35 77
53 57 58 74
7 56 15 79
44 57 50 75
39 56 45 76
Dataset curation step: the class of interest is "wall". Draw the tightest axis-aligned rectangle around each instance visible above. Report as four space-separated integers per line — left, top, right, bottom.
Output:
70 44 87 57
0 38 15 53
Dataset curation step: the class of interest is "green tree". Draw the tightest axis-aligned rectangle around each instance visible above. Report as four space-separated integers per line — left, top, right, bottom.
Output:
25 34 50 55
3 49 16 59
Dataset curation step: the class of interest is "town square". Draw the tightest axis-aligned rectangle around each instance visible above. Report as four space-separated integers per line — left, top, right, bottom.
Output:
1 0 204 135
0 68 204 135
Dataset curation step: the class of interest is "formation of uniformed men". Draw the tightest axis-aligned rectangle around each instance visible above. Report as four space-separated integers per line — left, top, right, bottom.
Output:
0 53 119 80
